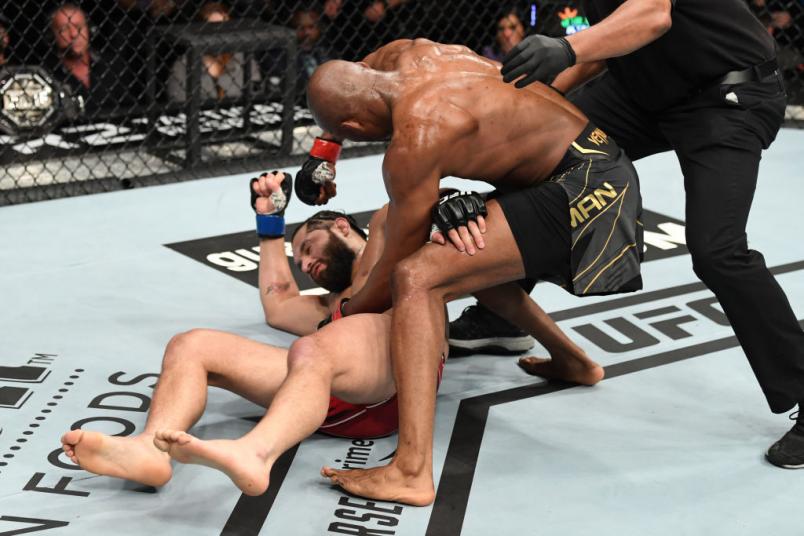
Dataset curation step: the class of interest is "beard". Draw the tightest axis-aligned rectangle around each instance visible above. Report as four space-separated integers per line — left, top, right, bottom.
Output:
314 230 356 293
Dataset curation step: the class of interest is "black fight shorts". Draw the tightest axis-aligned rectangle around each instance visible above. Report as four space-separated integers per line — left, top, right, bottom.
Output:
497 123 644 296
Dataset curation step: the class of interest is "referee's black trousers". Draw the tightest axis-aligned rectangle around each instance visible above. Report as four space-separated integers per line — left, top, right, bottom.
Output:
571 71 804 413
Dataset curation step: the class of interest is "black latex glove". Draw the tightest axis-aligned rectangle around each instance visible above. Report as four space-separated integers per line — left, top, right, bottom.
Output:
501 35 576 88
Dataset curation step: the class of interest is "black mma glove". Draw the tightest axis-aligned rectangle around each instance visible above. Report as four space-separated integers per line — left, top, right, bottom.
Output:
501 35 576 88
295 137 341 205
431 191 487 235
250 171 293 239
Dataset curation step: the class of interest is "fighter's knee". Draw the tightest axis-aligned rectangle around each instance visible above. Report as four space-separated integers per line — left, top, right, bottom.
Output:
163 329 213 367
287 335 333 375
391 253 442 300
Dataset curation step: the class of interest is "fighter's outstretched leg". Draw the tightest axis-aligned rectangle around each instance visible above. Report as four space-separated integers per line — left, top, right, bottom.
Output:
155 313 398 496
474 283 603 384
322 201 588 505
61 329 289 487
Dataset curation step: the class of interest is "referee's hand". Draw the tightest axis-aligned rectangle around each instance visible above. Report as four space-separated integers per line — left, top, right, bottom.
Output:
501 35 576 88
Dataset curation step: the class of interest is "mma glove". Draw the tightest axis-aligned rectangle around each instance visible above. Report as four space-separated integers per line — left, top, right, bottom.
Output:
295 137 342 205
501 35 576 88
317 298 350 330
431 191 487 235
250 171 293 239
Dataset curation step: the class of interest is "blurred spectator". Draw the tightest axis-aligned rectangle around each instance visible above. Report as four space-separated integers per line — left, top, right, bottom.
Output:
292 4 334 89
44 3 138 115
263 4 333 103
322 0 344 23
748 0 801 41
482 7 525 62
167 1 261 103
0 15 10 67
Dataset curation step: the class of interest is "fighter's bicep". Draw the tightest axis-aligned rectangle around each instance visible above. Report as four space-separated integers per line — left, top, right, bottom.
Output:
267 294 330 336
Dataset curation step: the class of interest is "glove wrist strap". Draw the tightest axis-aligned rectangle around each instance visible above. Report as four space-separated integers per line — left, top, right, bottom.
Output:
256 214 285 238
335 297 350 319
310 137 342 162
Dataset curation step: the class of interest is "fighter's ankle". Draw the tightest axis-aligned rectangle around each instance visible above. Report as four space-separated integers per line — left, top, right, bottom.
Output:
390 456 432 479
238 437 277 464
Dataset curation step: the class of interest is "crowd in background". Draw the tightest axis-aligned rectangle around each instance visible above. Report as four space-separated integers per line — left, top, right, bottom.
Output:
0 0 801 119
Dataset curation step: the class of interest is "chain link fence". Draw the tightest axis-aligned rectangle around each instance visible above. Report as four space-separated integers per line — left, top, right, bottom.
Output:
0 1 801 205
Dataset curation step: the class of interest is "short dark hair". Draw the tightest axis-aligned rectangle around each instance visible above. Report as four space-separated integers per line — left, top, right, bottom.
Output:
290 210 368 242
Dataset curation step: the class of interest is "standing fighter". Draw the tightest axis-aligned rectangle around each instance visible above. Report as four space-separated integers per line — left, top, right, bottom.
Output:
297 39 643 504
496 0 804 468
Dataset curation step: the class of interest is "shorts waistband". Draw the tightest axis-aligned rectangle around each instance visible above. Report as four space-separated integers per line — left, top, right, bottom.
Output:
551 123 617 176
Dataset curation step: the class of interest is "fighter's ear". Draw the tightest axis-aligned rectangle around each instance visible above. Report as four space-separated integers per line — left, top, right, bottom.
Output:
332 216 351 236
342 118 363 133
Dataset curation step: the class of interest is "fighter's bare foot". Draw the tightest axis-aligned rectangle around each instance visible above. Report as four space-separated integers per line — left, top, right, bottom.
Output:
60 429 172 487
321 462 435 506
517 354 604 385
153 430 273 496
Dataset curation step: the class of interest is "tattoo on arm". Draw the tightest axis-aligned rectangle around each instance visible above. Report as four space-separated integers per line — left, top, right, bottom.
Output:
265 282 291 295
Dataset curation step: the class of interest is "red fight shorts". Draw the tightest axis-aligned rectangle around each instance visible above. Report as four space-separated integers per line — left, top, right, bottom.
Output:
317 354 446 439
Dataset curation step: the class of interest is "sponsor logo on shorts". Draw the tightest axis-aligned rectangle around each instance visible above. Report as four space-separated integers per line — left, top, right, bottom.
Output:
569 180 619 229
586 128 609 147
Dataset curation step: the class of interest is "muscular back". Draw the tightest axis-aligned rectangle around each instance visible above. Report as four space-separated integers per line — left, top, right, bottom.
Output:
370 39 588 189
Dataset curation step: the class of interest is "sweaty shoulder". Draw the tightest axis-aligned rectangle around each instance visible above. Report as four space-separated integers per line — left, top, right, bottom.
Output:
388 86 477 166
362 39 420 70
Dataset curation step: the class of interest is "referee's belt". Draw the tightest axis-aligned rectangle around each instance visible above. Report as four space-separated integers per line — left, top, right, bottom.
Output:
717 59 779 85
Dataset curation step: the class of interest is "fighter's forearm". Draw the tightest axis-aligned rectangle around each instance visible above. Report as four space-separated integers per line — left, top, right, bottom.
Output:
342 267 392 315
351 205 389 294
258 236 301 323
551 61 607 95
566 0 672 63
